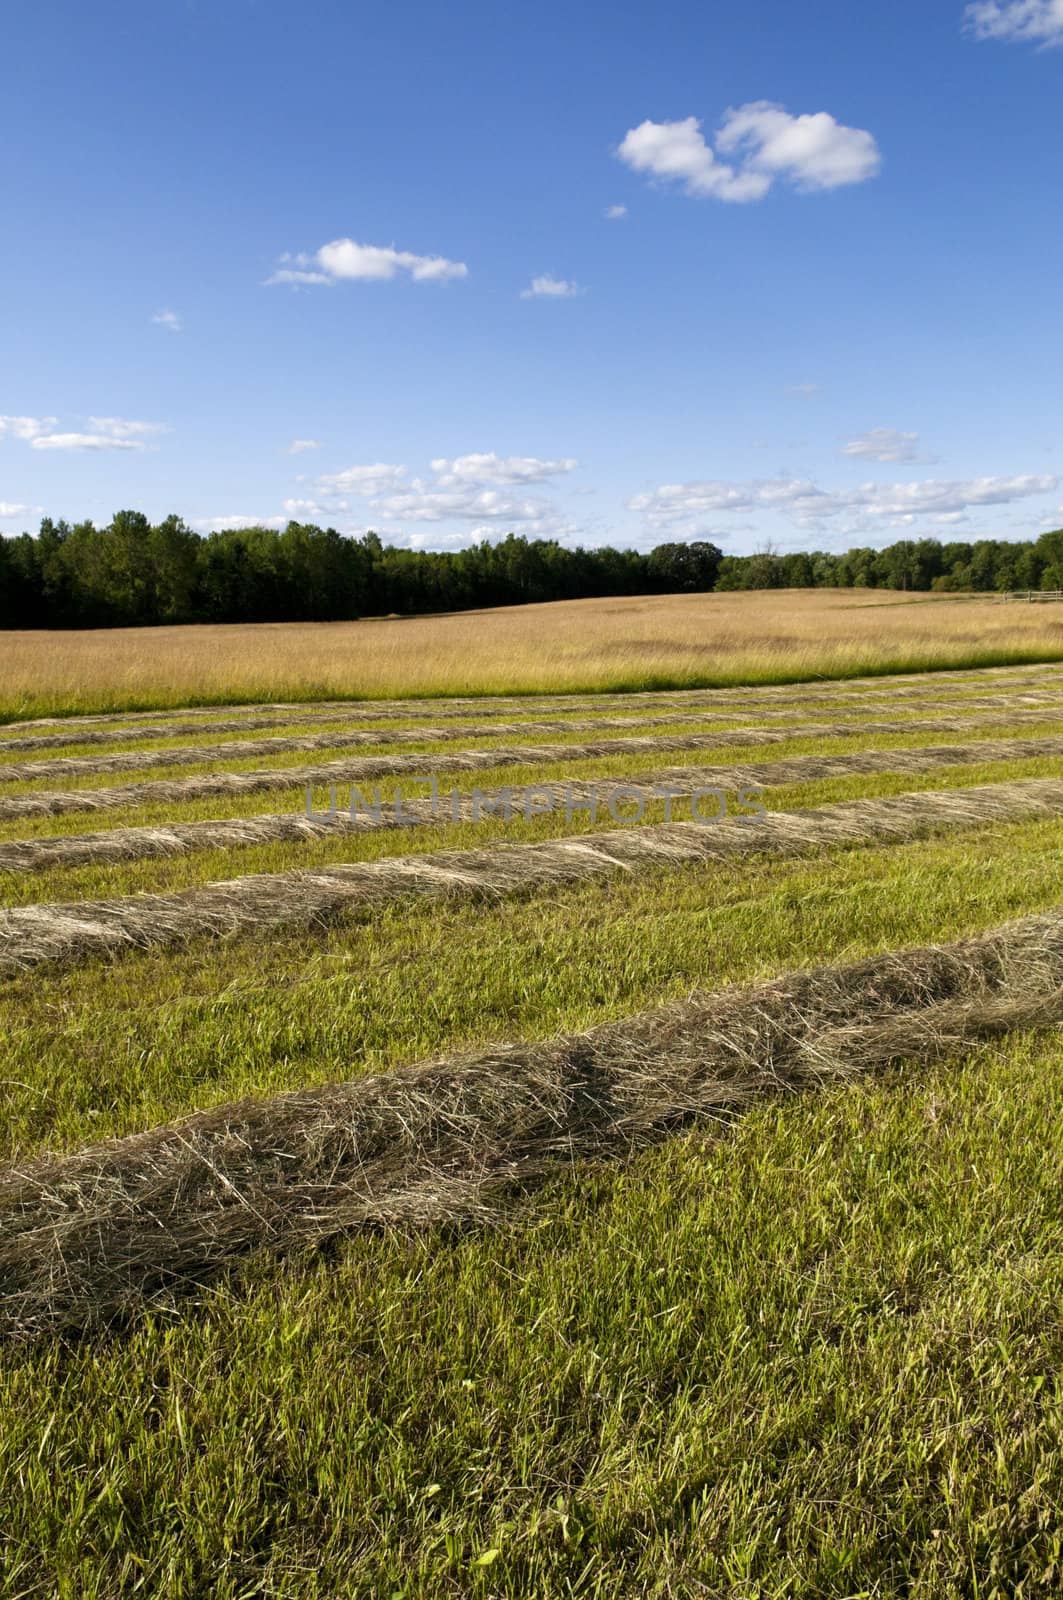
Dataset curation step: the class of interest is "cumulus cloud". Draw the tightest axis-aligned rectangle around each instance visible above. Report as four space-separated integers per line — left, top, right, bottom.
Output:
266 240 468 287
303 451 580 536
605 204 628 219
841 428 922 463
964 0 1063 43
429 453 578 486
313 463 408 496
285 438 321 455
630 472 1057 537
520 274 582 299
617 103 881 202
151 309 182 333
0 502 39 519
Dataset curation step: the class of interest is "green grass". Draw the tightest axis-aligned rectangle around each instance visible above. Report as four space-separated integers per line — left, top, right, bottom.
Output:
1 748 1061 909
4 712 1063 845
3 1026 1063 1597
4 664 1063 1596
2 810 1061 1160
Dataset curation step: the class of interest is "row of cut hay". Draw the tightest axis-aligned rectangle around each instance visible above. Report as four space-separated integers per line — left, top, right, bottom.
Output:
5 732 1063 875
3 904 1062 1339
5 684 1063 755
3 777 1062 973
2 707 1061 821
4 658 1063 736
0 707 887 784
10 687 1063 781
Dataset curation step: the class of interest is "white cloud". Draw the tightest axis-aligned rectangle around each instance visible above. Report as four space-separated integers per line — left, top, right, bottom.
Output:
282 497 349 517
303 451 580 535
267 240 468 287
965 0 1063 43
373 485 556 524
285 438 321 455
29 417 167 452
841 428 922 463
789 382 821 397
617 103 881 203
152 309 182 333
0 416 57 442
32 433 140 452
313 463 408 496
86 417 167 440
618 116 771 202
716 102 882 192
266 268 334 286
520 274 583 299
429 453 578 486
605 204 628 219
0 502 39 519
630 472 1057 537
193 516 288 533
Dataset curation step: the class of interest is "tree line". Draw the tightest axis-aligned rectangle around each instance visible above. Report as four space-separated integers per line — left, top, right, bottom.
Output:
1 512 1062 628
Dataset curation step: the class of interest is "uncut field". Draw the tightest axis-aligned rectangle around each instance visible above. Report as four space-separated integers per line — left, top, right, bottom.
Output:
3 657 1063 1597
4 586 1063 718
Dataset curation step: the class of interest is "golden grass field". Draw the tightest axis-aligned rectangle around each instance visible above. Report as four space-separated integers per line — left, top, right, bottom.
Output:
5 587 1063 719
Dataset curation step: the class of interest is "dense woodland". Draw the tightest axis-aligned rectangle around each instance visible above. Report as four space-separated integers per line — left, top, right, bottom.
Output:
2 513 1063 627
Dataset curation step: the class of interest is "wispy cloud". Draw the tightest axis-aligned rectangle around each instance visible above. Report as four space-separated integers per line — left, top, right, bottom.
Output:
151 309 182 333
630 472 1057 537
313 463 408 496
604 204 628 219
0 502 40 519
618 102 882 203
266 239 468 287
0 416 58 442
520 274 583 299
2 415 167 452
285 438 321 455
840 428 922 463
964 0 1063 45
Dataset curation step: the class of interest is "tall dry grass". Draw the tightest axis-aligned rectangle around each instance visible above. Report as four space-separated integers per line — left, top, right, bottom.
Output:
4 590 1063 719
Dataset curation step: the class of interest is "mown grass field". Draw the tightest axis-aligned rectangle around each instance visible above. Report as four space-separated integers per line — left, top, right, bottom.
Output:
2 647 1063 1596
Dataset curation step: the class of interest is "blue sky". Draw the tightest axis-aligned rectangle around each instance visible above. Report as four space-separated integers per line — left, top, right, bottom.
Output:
2 0 1061 553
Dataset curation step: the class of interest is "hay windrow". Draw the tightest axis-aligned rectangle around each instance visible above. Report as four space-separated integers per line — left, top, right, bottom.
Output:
3 906 1063 1339
3 708 1062 820
4 686 1063 755
0 708 898 783
4 733 1063 875
2 777 1062 973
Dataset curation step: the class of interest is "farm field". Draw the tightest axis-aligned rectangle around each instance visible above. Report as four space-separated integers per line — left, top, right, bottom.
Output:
2 656 1063 1596
3 587 1063 719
